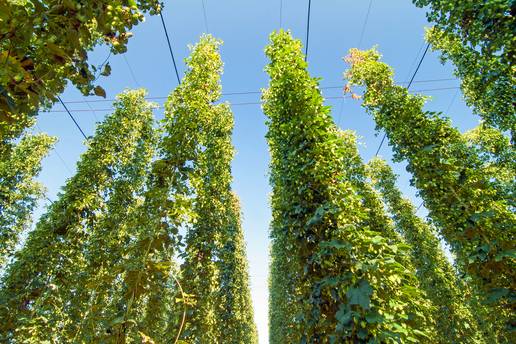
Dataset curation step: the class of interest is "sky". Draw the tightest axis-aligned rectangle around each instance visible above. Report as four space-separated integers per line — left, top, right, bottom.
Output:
32 1 480 343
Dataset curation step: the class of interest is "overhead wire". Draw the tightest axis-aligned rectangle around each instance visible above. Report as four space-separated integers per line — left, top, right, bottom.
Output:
445 88 460 113
56 79 457 105
84 98 100 122
374 42 431 156
338 0 373 126
415 200 424 213
279 0 283 28
46 86 460 113
57 96 88 140
357 0 373 49
94 51 112 81
123 55 140 87
304 0 312 62
35 123 74 175
403 40 426 82
201 0 209 32
159 11 181 85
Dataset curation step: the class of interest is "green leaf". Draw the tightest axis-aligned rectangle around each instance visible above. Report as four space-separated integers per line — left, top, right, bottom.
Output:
336 304 352 325
100 62 111 76
306 204 327 227
320 240 352 251
94 85 106 98
371 236 383 244
365 310 383 324
486 288 509 304
421 144 437 152
495 249 516 262
347 279 373 310
358 328 368 339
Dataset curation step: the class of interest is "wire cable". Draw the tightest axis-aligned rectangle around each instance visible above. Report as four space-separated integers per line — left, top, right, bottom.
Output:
53 148 74 175
84 98 99 122
403 40 425 82
338 0 373 126
406 43 430 89
357 0 373 48
123 55 140 87
57 79 457 105
279 0 283 28
94 51 112 81
336 94 346 126
35 123 74 174
159 11 181 85
48 86 460 113
445 88 459 113
374 42 431 156
201 0 209 32
57 96 88 140
304 0 312 62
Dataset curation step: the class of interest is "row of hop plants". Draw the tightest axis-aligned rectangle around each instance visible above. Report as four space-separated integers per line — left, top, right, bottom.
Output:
1 1 514 342
265 29 513 343
1 31 513 343
0 35 257 344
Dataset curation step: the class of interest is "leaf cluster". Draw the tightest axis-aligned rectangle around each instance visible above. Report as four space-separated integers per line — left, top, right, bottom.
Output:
0 0 162 140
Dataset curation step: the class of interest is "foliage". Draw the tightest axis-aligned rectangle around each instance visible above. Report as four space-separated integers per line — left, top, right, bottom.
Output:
0 132 55 267
0 0 162 141
366 157 484 343
0 35 258 344
63 90 159 343
216 193 258 343
425 27 515 140
412 0 514 66
95 83 192 342
171 35 257 343
463 124 515 200
345 47 515 339
0 89 157 342
264 30 434 343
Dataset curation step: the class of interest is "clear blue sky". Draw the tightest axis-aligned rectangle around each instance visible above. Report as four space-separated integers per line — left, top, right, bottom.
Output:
33 1 478 343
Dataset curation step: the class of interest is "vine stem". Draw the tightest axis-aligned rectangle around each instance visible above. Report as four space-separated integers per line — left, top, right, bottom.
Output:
118 237 154 343
170 270 187 344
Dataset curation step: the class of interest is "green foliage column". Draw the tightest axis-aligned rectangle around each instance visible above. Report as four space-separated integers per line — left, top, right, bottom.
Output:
0 132 55 267
173 35 256 343
65 94 158 342
99 89 195 342
0 89 157 342
345 48 515 335
217 193 258 343
366 157 483 344
264 30 434 343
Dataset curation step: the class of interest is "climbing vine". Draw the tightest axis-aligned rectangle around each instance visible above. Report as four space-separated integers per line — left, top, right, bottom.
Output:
345 47 515 338
264 30 434 343
172 35 257 343
366 157 484 344
0 89 157 342
412 0 514 67
0 132 55 268
463 124 515 200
